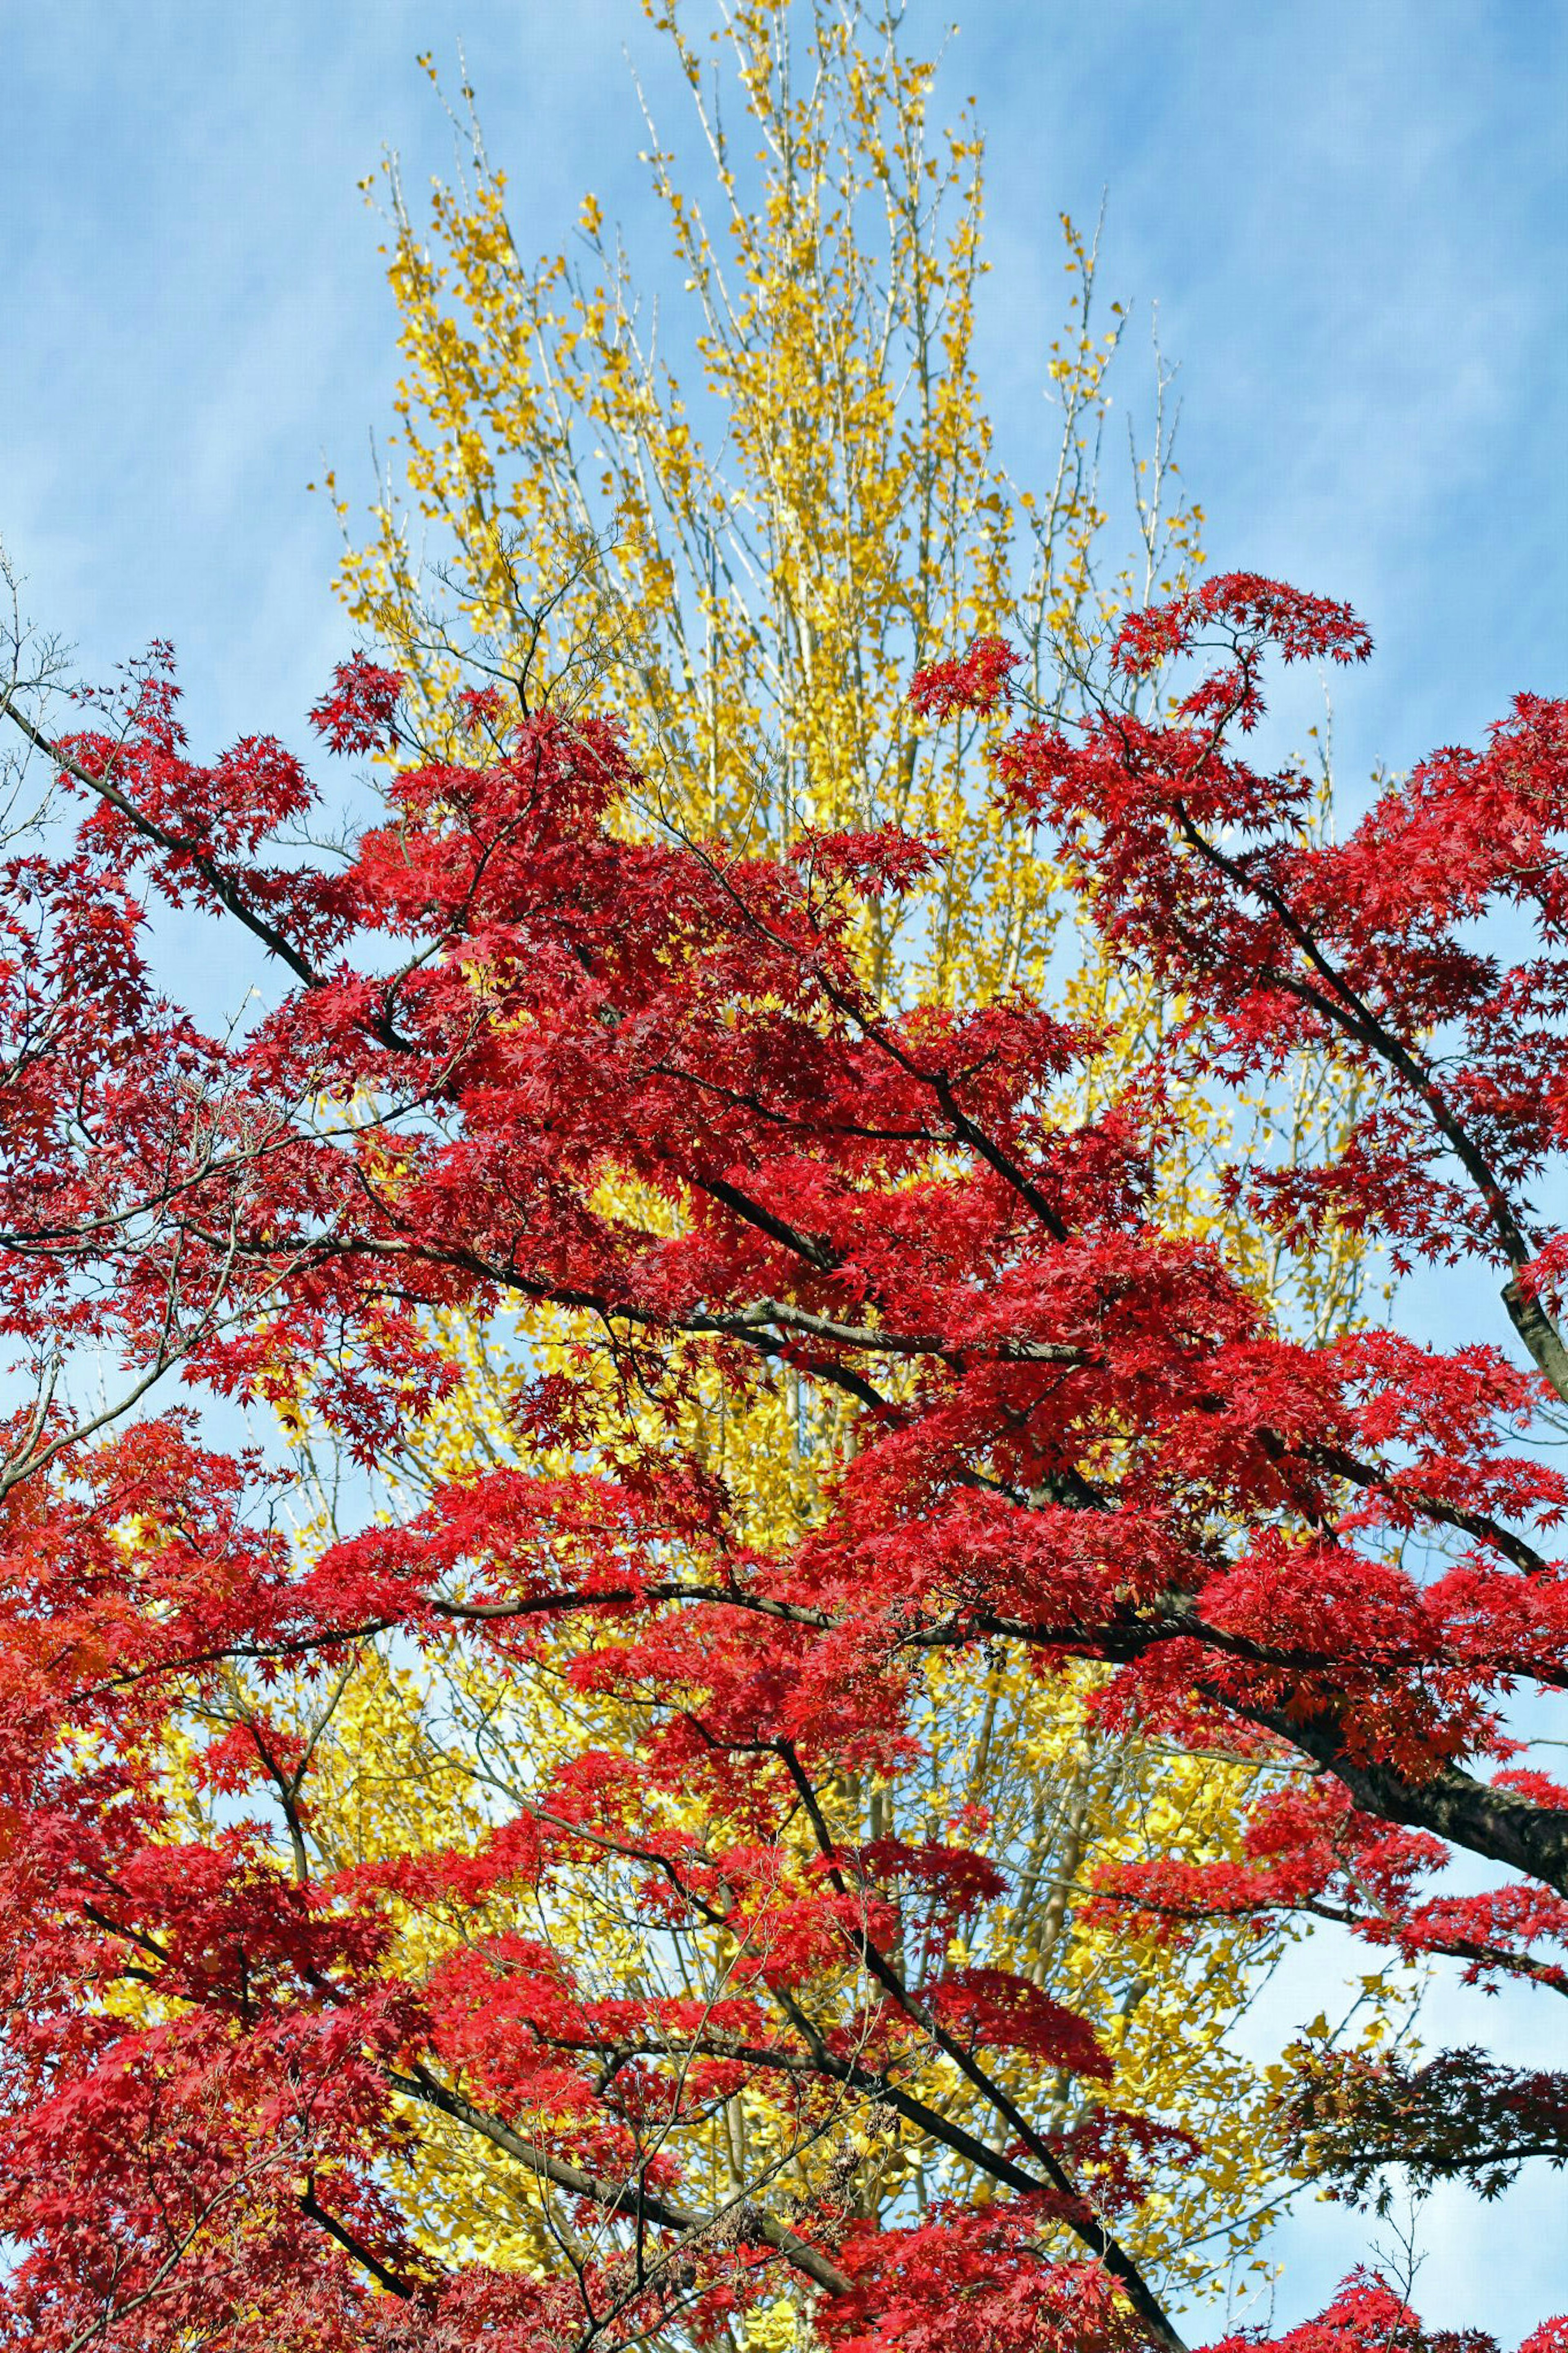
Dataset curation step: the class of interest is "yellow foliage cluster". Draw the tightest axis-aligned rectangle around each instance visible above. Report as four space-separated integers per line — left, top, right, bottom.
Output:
332 0 1201 1006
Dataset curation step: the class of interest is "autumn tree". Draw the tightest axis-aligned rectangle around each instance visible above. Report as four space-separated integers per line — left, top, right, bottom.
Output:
311 1 1374 2291
0 564 1566 2349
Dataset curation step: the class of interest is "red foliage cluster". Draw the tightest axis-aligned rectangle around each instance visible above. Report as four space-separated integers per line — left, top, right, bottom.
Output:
0 579 1565 2347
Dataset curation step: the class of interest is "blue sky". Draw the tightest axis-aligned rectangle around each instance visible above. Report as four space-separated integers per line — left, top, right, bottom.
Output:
3 1 1566 2338
4 2 1563 774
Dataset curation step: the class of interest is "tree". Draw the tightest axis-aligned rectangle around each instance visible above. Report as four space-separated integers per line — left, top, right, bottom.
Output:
339 0 1174 996
321 2 1373 2286
0 567 1566 2350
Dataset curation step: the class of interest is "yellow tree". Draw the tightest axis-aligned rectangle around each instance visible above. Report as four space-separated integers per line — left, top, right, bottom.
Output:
331 0 1202 1005
219 0 1392 2327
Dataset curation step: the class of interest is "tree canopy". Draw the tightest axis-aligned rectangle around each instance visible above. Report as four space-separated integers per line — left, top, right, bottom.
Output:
323 8 1375 2295
0 567 1566 2349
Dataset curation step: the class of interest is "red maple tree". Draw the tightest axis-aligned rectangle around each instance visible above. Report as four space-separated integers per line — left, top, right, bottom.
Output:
0 574 1565 2349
